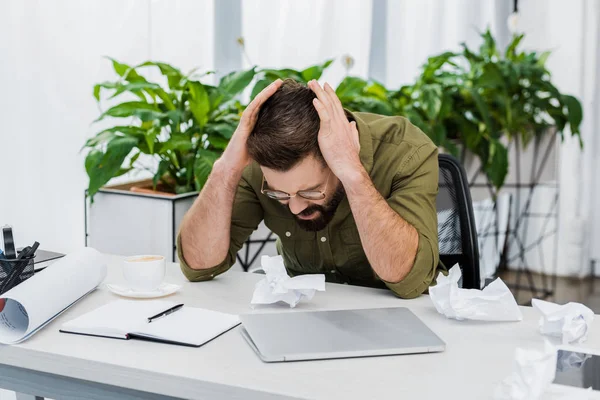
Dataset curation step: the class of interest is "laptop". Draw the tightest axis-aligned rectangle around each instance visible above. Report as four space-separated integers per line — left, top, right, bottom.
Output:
240 307 445 362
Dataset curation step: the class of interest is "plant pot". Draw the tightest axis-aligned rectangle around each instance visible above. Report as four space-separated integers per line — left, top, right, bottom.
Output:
85 179 277 269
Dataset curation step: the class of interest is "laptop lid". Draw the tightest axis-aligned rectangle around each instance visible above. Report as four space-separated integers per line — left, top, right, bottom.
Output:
240 307 445 362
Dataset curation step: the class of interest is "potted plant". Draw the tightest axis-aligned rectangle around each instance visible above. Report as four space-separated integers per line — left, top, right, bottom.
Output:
84 58 255 261
391 30 583 283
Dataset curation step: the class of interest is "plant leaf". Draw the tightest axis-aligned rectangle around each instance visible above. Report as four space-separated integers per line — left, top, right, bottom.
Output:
153 159 170 188
97 101 163 122
187 81 210 127
85 136 138 198
207 136 229 150
109 81 161 99
107 58 145 82
468 88 496 137
505 34 525 59
536 51 551 67
138 61 184 89
364 81 389 100
336 77 367 101
206 122 236 139
300 59 334 82
145 127 160 153
561 95 583 134
477 63 504 88
250 78 275 100
129 151 141 167
83 131 117 149
484 139 509 188
159 134 193 153
421 84 443 120
194 149 219 190
85 150 103 177
262 68 303 81
218 67 256 98
431 124 447 145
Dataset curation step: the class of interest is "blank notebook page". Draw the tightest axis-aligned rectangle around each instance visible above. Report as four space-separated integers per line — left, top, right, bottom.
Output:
61 300 177 339
134 307 240 346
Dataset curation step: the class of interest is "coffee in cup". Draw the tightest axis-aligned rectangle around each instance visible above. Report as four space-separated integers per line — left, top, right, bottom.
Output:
123 255 166 292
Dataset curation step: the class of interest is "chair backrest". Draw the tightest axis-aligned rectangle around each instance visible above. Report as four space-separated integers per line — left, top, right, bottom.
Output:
436 154 481 289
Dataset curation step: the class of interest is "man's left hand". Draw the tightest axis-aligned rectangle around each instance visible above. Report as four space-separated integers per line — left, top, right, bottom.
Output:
308 80 362 183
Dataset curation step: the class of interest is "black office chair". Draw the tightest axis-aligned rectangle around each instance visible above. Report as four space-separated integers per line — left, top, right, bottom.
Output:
436 154 481 289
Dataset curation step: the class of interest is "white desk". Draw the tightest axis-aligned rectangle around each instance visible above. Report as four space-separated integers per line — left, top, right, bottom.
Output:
0 255 599 400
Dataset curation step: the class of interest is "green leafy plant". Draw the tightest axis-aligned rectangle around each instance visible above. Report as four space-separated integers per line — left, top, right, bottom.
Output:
86 31 583 197
335 76 397 116
391 30 583 188
84 59 256 198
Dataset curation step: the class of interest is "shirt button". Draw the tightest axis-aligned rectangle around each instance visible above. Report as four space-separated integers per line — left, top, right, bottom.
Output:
330 270 336 274
321 237 327 242
285 231 291 237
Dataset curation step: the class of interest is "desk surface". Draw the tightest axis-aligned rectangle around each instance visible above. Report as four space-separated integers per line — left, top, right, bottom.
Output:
1 256 599 400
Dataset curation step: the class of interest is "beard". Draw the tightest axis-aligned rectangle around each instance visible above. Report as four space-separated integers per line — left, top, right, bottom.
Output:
292 183 346 232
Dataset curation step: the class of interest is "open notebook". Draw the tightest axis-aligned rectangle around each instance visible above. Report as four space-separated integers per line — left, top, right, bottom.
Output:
60 299 240 347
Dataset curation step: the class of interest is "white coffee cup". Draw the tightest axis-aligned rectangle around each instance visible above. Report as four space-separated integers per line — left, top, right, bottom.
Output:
123 255 166 292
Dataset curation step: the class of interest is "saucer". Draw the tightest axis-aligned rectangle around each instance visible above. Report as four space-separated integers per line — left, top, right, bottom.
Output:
106 282 182 299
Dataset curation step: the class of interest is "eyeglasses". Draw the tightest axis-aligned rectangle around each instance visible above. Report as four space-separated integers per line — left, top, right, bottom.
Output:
261 172 331 201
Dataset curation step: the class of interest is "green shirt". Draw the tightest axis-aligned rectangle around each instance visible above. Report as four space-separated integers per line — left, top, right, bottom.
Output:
179 112 444 298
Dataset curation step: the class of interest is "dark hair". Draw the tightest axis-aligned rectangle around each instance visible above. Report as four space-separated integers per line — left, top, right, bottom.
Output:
247 79 323 171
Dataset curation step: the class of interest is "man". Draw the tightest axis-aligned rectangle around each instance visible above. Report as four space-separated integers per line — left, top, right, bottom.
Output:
178 78 444 298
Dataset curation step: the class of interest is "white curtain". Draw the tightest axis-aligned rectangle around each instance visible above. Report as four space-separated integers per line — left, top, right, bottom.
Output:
241 0 373 85
517 0 600 277
0 0 214 254
384 0 511 88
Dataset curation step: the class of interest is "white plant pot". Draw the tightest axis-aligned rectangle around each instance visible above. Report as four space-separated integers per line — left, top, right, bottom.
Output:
85 180 277 270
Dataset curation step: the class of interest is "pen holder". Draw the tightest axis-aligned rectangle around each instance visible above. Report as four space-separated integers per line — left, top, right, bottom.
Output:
0 255 35 295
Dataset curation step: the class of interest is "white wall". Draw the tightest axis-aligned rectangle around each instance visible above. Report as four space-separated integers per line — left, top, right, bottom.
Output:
518 0 600 276
0 0 214 254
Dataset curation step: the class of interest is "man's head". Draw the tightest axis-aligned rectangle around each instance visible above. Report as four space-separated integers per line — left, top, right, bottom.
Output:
247 79 346 231
247 79 323 170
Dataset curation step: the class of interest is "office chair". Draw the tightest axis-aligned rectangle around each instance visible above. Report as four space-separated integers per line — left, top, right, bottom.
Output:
436 154 481 289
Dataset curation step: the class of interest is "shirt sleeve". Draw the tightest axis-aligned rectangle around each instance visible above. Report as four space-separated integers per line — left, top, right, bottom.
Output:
381 142 440 298
178 165 264 282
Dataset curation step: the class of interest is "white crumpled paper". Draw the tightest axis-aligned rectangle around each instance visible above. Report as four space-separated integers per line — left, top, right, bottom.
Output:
532 298 595 344
429 265 522 321
250 255 325 308
494 341 557 400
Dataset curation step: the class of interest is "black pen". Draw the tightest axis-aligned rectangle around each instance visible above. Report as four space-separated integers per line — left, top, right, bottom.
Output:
0 242 39 294
147 304 184 323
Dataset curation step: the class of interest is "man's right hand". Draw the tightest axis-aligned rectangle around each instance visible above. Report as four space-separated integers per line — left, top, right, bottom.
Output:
220 79 283 172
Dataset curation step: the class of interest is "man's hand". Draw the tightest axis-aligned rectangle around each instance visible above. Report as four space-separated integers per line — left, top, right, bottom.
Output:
220 79 283 172
308 80 362 183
